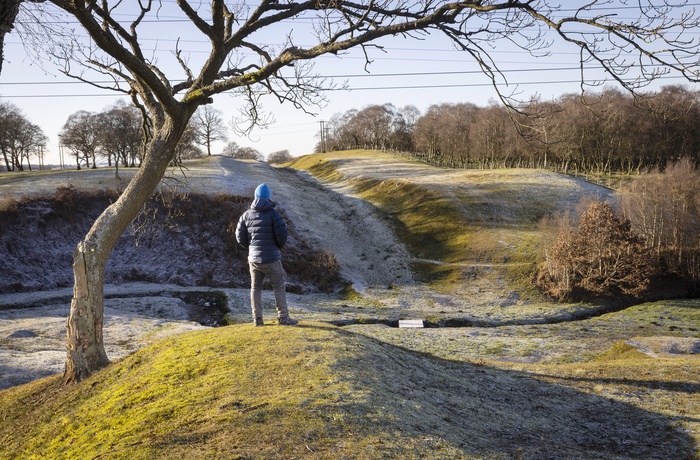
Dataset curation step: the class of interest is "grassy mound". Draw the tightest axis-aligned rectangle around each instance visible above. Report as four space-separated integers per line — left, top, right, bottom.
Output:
1 324 696 459
288 150 593 292
592 341 652 362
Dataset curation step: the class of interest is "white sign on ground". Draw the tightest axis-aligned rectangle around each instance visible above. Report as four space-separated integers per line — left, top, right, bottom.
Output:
399 319 424 328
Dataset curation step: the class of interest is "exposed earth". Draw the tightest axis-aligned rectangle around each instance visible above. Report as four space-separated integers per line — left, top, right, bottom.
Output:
1 154 699 393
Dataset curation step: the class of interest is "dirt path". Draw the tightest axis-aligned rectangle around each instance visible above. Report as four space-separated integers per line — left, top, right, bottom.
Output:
177 157 415 291
0 157 415 292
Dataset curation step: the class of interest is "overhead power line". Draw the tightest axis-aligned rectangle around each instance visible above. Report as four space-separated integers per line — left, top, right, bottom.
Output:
0 66 585 86
0 74 689 99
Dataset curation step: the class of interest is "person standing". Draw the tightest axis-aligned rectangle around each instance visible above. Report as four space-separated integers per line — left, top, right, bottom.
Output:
236 183 298 326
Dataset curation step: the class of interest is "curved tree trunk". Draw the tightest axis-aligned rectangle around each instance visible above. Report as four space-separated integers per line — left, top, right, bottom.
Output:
62 117 187 385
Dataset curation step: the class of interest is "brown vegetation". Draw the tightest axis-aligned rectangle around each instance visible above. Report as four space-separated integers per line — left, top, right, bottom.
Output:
0 187 343 294
536 201 655 303
621 158 700 292
536 159 700 303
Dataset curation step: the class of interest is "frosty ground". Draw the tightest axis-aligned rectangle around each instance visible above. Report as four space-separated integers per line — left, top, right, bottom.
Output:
1 155 698 392
1 155 417 388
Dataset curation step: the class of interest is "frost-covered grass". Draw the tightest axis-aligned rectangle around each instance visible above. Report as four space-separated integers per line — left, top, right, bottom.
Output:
288 150 604 295
0 186 343 294
1 323 698 459
2 153 699 458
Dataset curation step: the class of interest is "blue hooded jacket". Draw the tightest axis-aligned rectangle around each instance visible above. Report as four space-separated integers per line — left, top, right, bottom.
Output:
235 197 288 264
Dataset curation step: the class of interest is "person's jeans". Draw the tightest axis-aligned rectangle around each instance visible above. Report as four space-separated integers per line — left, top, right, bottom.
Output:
249 260 289 320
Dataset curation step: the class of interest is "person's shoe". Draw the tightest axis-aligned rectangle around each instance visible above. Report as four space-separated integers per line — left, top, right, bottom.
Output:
278 316 298 326
254 317 264 327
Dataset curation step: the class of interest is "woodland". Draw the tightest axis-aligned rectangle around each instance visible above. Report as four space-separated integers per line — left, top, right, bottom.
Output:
4 85 699 177
320 85 700 175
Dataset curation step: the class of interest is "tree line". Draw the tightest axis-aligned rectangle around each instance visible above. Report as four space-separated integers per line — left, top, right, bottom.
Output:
0 101 48 171
0 101 293 173
319 85 700 174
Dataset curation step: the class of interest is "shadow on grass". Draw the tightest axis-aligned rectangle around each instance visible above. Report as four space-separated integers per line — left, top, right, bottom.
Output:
313 324 697 459
544 374 700 395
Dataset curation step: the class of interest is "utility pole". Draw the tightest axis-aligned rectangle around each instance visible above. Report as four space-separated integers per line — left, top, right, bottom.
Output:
59 144 65 170
319 120 327 153
38 144 44 170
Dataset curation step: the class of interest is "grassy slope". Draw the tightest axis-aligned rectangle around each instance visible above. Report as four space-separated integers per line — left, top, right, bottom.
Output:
287 150 575 293
1 323 697 459
287 150 700 455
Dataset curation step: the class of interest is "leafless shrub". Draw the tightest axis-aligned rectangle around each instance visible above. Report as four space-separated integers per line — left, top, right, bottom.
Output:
536 201 655 303
283 242 342 293
54 184 77 203
620 158 700 289
267 150 293 165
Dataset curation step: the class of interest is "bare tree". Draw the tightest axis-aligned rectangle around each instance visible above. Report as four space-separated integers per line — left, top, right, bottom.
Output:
413 103 479 167
324 109 360 151
221 141 240 158
10 1 700 384
390 105 420 153
96 101 143 177
173 124 203 163
267 149 293 164
59 110 101 170
16 118 46 171
621 158 700 287
221 140 264 160
192 105 228 156
0 101 26 171
235 146 264 161
0 101 47 171
0 0 22 74
324 104 419 153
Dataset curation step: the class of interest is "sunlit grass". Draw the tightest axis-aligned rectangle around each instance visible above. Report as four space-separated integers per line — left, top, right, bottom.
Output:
289 151 556 292
0 324 491 459
2 322 697 459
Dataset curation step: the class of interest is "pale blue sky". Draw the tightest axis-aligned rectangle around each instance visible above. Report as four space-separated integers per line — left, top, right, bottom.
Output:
1 2 697 164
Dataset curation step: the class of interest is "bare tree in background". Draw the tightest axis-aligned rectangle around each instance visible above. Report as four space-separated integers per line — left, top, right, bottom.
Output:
0 101 47 171
192 106 228 156
173 124 204 163
268 149 293 164
235 146 264 161
59 110 101 170
221 141 262 161
8 0 700 384
621 158 700 287
96 101 143 177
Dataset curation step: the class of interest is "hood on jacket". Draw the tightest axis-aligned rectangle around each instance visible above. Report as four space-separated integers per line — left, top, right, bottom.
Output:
251 197 275 211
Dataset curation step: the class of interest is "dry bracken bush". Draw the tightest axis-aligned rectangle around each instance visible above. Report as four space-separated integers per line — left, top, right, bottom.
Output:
537 201 655 303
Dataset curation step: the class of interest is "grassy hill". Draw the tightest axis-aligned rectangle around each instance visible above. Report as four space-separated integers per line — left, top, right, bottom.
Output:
288 150 610 294
1 152 699 459
1 323 697 459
